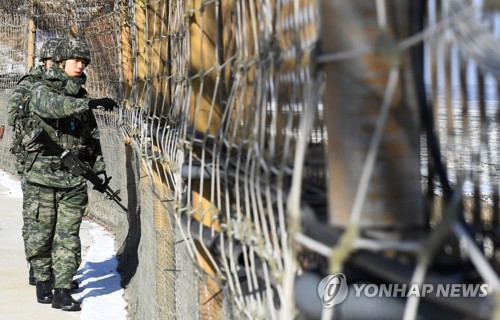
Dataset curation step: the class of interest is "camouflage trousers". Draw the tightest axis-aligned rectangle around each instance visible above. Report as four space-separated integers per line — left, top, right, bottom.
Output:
23 181 88 289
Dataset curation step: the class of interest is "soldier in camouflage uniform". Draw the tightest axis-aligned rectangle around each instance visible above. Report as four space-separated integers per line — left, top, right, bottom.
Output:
8 38 65 172
6 37 66 286
23 38 117 311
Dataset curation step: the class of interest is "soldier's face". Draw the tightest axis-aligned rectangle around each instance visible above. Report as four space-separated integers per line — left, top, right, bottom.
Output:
63 58 87 77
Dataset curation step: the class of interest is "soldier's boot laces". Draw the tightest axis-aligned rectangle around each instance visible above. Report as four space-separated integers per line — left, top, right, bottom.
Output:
28 264 36 286
36 280 53 304
52 288 81 311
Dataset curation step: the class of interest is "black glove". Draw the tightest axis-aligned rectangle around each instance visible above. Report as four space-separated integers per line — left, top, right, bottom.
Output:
93 172 111 193
88 98 118 111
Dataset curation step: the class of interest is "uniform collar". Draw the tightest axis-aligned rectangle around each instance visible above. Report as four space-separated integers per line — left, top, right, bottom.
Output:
44 65 87 95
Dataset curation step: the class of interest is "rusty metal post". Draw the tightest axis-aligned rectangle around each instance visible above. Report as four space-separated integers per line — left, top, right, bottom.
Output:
319 0 424 233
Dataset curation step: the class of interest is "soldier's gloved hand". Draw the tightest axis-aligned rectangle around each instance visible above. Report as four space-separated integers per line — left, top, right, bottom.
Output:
88 98 118 111
94 171 111 193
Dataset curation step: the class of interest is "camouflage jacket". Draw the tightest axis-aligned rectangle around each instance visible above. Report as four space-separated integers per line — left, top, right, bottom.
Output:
23 65 106 188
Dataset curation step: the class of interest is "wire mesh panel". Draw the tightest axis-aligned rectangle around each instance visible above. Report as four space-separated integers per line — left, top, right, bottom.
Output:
417 1 499 245
422 0 500 297
0 14 29 89
0 12 29 171
314 1 500 319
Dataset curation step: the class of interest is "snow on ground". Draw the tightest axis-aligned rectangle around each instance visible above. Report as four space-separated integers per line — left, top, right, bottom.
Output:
0 171 22 198
0 170 127 319
73 222 128 320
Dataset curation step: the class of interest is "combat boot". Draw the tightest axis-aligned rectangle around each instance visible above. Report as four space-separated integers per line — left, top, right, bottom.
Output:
36 280 53 304
28 264 36 286
51 288 81 311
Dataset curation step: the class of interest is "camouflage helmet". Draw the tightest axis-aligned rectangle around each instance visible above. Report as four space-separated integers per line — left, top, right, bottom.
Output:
52 38 91 65
39 38 65 61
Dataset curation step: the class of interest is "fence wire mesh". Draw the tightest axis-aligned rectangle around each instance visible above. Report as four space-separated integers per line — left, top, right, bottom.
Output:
0 0 499 319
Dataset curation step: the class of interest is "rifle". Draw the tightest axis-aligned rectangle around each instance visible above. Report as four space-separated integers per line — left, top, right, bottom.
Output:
31 128 127 213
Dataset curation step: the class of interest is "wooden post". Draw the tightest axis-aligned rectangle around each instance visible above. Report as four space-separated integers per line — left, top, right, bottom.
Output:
27 13 36 69
320 0 424 232
65 2 78 38
120 0 134 101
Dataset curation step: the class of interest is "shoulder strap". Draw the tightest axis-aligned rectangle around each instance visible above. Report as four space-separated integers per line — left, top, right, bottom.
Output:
16 73 39 86
33 114 58 135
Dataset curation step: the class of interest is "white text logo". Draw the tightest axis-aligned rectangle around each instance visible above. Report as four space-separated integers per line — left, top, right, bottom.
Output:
353 283 488 298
